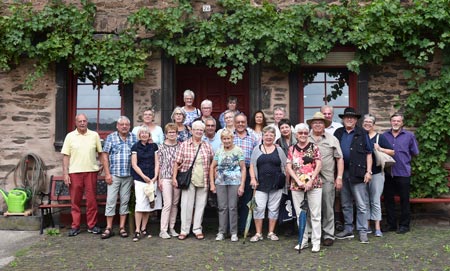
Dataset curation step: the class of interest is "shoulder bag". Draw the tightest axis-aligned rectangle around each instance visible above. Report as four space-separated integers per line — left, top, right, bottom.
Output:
176 143 202 189
374 134 396 168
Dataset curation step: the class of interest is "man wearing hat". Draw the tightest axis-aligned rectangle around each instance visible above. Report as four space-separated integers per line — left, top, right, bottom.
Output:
307 112 344 246
333 107 373 244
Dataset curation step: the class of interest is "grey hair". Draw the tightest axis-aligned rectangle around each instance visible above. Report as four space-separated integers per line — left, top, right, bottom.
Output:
201 99 213 108
262 125 276 135
183 89 195 99
320 105 334 113
363 113 376 124
171 106 186 122
192 120 206 130
117 116 130 124
294 123 309 133
204 116 216 125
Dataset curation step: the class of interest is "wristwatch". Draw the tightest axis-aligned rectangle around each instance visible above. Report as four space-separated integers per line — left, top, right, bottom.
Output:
366 171 372 175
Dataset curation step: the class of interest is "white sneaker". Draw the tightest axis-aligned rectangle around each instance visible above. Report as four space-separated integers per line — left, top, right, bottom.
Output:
215 233 225 241
231 234 239 242
169 228 179 237
249 233 263 242
294 244 300 250
312 244 320 253
159 231 171 239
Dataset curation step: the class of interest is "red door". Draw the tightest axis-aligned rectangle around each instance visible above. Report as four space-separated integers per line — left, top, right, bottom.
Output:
176 66 249 118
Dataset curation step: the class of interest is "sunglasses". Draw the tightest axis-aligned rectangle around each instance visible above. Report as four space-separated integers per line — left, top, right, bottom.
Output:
297 131 309 135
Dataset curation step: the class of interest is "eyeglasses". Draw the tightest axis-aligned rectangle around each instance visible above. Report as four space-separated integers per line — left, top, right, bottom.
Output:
297 131 309 135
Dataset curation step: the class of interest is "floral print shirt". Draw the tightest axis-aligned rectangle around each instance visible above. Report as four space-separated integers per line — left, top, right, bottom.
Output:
287 143 322 191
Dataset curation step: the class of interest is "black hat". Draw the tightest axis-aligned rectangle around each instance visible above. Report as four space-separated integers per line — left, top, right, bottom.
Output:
338 107 361 119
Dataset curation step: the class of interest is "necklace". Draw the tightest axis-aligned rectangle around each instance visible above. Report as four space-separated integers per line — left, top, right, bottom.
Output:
262 144 274 154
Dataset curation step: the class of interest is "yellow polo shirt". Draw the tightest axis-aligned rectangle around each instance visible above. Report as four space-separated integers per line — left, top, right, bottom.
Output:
61 129 103 173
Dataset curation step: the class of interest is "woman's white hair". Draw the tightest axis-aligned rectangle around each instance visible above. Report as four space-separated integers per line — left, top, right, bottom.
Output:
183 89 195 99
192 120 205 130
294 123 309 133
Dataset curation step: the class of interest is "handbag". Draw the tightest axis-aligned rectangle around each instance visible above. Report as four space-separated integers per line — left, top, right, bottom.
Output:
278 191 296 224
176 143 202 189
273 172 286 189
374 134 396 168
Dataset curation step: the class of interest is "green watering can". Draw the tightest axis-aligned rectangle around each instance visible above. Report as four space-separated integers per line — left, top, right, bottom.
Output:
0 188 28 213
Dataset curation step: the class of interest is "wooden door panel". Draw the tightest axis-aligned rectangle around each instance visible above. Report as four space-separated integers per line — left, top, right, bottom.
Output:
176 66 249 118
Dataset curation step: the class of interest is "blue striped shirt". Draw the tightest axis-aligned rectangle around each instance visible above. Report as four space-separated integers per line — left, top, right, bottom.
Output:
103 132 137 177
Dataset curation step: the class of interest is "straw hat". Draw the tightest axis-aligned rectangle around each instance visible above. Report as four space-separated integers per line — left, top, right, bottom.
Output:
306 112 332 128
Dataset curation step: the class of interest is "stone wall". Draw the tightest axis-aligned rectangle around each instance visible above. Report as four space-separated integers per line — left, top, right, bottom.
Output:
260 67 290 123
367 51 442 132
1 1 447 215
0 60 58 211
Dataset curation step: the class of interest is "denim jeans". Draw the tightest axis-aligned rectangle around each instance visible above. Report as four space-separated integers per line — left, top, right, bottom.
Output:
340 169 369 232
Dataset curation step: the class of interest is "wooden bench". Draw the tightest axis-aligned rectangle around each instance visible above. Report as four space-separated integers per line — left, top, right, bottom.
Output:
38 175 110 234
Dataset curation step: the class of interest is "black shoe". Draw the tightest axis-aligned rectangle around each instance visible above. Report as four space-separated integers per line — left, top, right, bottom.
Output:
88 226 101 234
68 228 80 237
396 227 410 234
323 238 334 246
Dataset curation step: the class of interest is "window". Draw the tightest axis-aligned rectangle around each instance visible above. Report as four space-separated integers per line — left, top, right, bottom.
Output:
299 69 357 122
68 72 124 139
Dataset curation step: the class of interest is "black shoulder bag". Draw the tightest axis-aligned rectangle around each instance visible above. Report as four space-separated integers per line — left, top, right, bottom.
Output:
176 143 202 189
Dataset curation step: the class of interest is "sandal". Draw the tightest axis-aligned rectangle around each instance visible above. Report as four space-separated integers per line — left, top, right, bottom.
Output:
178 234 187 240
195 233 205 240
132 232 140 242
140 228 147 236
119 228 128 238
101 228 114 239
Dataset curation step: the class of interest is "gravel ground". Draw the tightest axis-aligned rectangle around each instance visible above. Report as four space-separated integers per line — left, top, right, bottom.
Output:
2 215 450 271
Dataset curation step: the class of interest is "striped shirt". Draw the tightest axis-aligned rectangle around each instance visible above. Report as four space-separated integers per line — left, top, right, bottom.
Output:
102 131 137 177
158 142 180 179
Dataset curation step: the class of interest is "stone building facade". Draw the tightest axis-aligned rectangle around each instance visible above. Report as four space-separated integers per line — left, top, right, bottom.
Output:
0 0 442 211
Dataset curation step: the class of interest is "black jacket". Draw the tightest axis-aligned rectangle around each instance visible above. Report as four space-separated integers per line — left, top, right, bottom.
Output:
334 126 370 183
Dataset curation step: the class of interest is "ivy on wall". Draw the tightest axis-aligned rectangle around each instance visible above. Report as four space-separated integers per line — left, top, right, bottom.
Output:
1 0 450 197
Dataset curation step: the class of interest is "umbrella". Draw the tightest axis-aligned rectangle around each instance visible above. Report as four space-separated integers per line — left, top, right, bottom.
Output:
298 191 308 254
243 188 257 244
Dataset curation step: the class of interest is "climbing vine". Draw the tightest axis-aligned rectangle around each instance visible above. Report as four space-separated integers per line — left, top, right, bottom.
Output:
1 0 450 196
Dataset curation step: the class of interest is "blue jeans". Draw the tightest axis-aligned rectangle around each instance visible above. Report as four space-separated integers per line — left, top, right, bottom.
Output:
340 169 369 232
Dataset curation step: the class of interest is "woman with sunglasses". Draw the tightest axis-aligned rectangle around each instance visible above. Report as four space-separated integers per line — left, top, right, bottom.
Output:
286 123 322 252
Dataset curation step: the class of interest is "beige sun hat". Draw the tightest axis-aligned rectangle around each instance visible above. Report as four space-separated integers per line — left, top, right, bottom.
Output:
143 182 155 203
306 112 332 128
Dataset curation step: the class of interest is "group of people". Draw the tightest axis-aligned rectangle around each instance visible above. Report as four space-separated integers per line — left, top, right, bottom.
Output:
61 90 419 253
